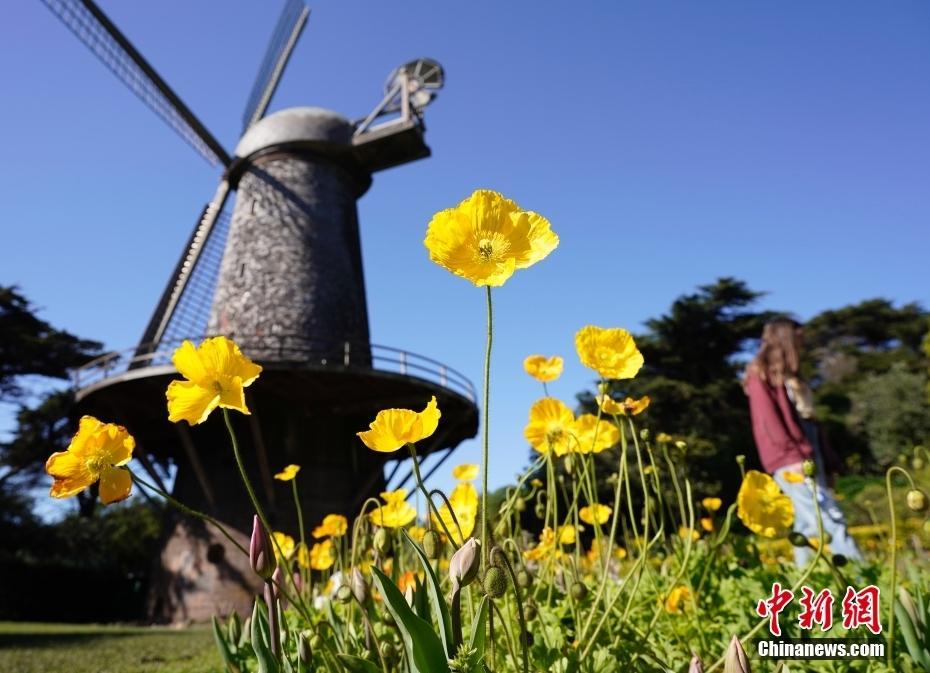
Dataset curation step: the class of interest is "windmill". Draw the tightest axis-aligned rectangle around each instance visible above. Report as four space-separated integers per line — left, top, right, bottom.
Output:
42 0 478 622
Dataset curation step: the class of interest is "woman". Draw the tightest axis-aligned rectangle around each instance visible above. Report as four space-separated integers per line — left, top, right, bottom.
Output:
744 317 861 565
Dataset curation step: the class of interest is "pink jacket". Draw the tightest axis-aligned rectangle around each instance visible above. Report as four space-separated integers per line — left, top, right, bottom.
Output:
745 370 814 473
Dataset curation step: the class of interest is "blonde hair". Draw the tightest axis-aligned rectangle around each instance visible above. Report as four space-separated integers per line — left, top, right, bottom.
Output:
746 317 803 387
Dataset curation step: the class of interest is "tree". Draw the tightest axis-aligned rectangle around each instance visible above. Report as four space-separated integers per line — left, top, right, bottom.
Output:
0 286 101 401
0 285 101 513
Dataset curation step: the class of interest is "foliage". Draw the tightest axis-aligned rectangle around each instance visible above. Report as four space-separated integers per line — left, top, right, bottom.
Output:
848 363 930 467
0 285 101 402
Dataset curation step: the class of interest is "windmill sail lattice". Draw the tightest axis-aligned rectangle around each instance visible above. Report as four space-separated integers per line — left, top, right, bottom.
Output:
40 0 229 167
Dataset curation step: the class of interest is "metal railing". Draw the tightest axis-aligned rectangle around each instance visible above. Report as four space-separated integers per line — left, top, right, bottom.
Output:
71 335 476 403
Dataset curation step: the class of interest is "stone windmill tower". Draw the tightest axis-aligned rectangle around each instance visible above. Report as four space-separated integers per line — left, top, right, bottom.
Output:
44 0 477 622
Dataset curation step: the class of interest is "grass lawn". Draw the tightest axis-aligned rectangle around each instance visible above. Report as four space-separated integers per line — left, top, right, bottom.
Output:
0 622 221 673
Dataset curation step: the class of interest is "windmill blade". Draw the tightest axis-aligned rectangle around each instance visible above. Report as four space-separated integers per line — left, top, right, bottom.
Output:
136 180 233 354
41 0 230 167
241 0 310 131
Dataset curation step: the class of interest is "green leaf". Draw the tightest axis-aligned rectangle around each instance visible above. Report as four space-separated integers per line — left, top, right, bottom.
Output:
467 596 489 672
403 528 455 656
212 615 242 673
337 654 381 673
251 598 280 673
371 565 450 673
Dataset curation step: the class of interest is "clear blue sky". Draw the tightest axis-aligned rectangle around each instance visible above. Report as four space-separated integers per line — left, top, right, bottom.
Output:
2 1 928 514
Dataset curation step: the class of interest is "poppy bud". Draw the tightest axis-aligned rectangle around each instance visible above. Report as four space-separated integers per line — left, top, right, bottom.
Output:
788 532 809 548
310 633 323 651
379 642 397 663
350 567 368 604
640 428 650 441
380 606 395 625
523 601 538 621
336 584 353 604
515 498 527 512
906 489 928 513
913 457 925 471
516 568 533 589
423 530 442 559
483 566 507 598
723 635 750 673
570 582 588 600
735 455 745 468
689 653 705 673
374 528 392 555
675 440 687 451
298 632 312 664
249 515 276 580
832 554 848 568
449 537 481 590
534 503 546 519
802 460 816 477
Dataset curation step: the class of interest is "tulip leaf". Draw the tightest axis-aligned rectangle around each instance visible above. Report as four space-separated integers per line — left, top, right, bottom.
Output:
467 595 489 671
403 528 455 657
212 615 242 673
371 565 450 673
250 598 279 673
337 654 381 673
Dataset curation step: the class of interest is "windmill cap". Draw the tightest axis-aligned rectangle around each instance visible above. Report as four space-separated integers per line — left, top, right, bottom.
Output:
234 107 354 159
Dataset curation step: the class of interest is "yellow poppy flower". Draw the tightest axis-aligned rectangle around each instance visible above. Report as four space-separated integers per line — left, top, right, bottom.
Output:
614 547 628 560
523 527 556 561
432 482 478 544
700 517 714 532
368 489 417 528
665 585 692 614
571 414 620 454
596 395 650 416
678 526 700 542
306 539 335 571
166 336 262 425
574 326 644 380
274 464 300 481
312 514 348 539
357 397 440 453
579 503 612 525
408 525 427 543
273 531 295 560
423 189 559 287
702 497 722 512
558 524 582 545
45 416 135 505
452 463 479 481
523 355 564 383
524 398 574 455
782 470 805 484
736 470 795 538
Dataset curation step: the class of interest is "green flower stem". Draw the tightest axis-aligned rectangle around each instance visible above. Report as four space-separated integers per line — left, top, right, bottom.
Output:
405 444 461 547
128 468 247 556
222 409 308 619
291 479 308 590
481 285 493 566
427 487 466 548
885 465 917 667
493 455 546 537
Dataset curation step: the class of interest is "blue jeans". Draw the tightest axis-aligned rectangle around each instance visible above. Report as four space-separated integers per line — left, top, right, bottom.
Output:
773 465 862 566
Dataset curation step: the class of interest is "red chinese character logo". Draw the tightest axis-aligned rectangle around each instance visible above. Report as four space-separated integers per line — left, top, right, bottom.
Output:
757 582 794 636
798 586 834 631
841 585 882 635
